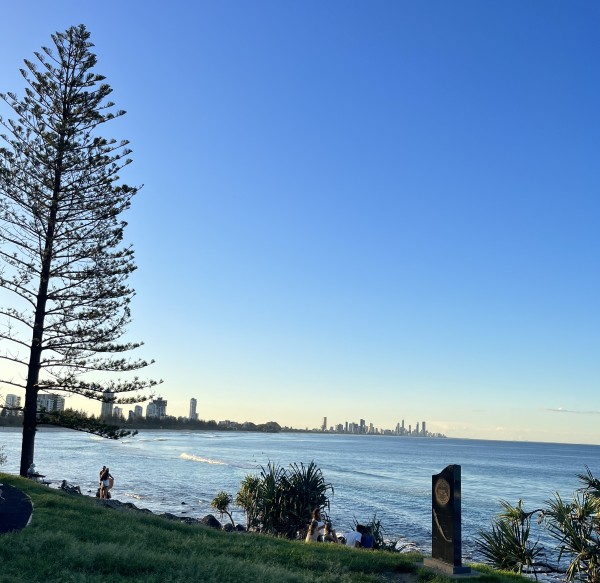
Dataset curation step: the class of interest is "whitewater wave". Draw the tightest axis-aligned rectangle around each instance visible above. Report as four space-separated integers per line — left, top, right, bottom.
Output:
180 453 226 465
124 492 144 500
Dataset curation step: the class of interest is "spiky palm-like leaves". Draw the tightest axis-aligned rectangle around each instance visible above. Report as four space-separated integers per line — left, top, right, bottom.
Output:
544 467 600 583
477 468 600 582
0 25 157 475
476 500 545 574
235 474 260 530
210 491 236 527
286 461 333 533
235 461 333 538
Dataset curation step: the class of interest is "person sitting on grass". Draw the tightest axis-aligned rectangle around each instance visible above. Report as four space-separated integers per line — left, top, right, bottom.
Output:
344 524 364 548
323 521 339 543
361 525 375 549
305 519 320 543
60 480 82 495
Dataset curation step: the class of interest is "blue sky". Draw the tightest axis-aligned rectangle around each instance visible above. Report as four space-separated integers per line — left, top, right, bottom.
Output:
1 1 599 444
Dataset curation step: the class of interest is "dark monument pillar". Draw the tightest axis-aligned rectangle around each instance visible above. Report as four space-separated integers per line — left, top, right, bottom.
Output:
423 464 471 575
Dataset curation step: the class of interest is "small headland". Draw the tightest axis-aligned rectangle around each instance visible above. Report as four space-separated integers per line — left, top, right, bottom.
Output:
0 473 526 583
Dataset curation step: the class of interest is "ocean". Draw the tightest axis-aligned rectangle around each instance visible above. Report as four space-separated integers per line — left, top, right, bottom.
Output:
1 427 598 561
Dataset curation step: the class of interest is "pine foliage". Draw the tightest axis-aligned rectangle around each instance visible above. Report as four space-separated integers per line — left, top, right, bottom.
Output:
0 25 157 472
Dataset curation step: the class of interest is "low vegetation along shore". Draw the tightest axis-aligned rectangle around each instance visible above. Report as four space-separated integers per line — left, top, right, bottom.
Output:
0 474 529 583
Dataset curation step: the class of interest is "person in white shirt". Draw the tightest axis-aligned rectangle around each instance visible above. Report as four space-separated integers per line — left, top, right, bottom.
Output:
344 524 365 548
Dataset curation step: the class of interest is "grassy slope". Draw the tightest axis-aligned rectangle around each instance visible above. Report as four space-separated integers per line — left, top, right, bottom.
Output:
0 474 526 583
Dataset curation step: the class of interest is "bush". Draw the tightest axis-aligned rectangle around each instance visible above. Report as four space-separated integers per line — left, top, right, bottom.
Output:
477 467 600 582
475 500 545 574
236 461 333 539
544 467 600 583
211 490 235 527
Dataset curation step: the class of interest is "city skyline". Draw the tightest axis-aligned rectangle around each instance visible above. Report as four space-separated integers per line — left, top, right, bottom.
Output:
0 3 598 445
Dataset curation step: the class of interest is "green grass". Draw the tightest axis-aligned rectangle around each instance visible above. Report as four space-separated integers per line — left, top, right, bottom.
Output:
0 474 528 583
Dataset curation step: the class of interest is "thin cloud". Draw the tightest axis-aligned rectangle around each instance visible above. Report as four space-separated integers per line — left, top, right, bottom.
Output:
547 408 600 415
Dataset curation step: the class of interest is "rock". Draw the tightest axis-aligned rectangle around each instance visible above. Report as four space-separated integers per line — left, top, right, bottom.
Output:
121 502 139 511
222 523 235 532
159 512 180 521
182 517 201 525
235 524 246 532
201 514 221 529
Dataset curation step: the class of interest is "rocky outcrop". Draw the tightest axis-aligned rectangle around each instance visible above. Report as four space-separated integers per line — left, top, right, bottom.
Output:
97 498 233 531
201 514 222 529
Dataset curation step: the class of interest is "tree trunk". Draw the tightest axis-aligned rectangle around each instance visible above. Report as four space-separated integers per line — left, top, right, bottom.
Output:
18 147 64 476
19 385 39 476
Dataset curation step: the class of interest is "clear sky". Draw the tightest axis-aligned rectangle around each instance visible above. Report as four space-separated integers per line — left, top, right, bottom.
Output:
0 1 598 444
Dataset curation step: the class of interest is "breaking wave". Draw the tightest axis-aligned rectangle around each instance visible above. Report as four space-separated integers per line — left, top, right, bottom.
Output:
180 453 226 465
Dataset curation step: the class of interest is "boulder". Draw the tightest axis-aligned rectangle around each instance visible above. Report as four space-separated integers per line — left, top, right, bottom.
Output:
222 523 235 532
201 514 221 529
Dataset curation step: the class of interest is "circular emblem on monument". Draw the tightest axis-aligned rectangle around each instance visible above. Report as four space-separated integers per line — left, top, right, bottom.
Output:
435 478 451 506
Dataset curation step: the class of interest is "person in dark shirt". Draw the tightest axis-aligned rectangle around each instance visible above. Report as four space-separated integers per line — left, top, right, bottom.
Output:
361 525 375 549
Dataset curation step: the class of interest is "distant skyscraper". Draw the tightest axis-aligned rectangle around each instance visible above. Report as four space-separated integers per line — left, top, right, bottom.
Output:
422 421 426 436
101 389 114 418
322 417 327 431
5 394 21 416
189 398 198 421
37 393 65 413
359 419 366 433
113 406 123 419
134 405 143 418
146 397 167 419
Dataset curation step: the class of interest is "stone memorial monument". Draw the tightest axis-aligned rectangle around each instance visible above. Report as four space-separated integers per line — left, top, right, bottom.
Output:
423 464 471 575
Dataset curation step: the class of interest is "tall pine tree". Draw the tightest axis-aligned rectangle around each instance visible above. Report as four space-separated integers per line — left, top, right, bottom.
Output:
0 25 158 476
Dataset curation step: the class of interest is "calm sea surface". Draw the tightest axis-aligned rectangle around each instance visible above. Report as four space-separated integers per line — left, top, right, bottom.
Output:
1 428 598 560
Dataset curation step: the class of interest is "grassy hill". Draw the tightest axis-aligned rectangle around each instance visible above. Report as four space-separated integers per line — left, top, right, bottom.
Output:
0 473 526 583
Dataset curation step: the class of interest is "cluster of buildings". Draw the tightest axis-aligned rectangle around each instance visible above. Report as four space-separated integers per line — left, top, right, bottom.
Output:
100 390 170 421
2 392 201 423
2 394 443 439
100 393 201 422
320 416 443 437
2 393 66 415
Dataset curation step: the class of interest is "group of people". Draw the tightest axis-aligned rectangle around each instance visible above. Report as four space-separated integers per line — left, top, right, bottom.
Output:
25 462 115 499
304 508 375 549
98 465 114 499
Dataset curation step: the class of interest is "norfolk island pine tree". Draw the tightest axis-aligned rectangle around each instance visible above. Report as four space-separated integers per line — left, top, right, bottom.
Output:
0 25 159 475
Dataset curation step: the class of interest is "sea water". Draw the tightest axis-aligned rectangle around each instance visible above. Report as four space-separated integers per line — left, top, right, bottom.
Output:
1 427 598 560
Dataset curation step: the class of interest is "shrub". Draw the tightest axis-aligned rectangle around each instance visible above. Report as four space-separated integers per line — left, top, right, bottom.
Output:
236 460 333 539
475 500 545 574
543 467 600 583
211 490 235 527
477 467 600 582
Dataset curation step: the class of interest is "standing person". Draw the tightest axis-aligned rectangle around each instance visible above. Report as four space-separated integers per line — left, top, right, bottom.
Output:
99 466 113 499
98 465 106 498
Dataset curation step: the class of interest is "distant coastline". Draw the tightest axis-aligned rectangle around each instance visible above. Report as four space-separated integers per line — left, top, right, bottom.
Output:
0 414 446 438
